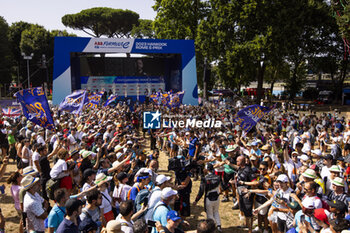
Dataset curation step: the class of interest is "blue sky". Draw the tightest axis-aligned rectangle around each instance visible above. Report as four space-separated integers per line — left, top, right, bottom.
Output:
1 0 157 36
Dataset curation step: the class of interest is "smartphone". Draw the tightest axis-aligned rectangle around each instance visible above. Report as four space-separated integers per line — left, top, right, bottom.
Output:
148 220 156 227
300 215 305 223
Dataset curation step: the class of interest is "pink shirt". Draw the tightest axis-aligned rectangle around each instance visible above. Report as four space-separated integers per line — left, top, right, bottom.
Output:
11 185 21 211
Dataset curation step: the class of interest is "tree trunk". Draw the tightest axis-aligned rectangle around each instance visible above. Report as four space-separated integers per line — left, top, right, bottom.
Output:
270 81 275 104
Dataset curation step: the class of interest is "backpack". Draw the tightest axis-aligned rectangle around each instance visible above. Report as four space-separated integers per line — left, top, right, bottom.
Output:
46 178 60 200
315 196 330 210
134 189 151 213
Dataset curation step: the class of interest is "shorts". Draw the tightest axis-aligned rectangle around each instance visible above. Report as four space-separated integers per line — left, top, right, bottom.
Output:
239 194 254 217
60 176 73 190
104 210 115 223
268 211 278 223
277 217 287 232
215 171 225 179
255 201 269 216
345 144 350 151
174 193 191 217
223 172 235 191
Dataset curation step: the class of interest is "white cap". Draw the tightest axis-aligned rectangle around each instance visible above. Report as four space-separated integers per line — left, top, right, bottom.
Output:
311 149 322 157
302 197 315 209
116 152 123 159
276 174 289 183
161 187 178 199
127 140 133 145
298 154 309 161
136 168 152 177
156 175 171 185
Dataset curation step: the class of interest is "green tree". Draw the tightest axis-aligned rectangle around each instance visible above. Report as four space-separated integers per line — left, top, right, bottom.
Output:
131 19 154 38
0 16 12 84
62 8 139 38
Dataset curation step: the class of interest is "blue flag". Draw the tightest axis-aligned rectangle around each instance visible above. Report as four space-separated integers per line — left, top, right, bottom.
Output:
85 90 104 109
104 94 118 107
233 105 272 134
14 87 55 131
59 90 87 114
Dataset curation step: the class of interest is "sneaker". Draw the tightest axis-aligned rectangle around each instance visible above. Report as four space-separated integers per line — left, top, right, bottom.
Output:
253 226 260 232
217 226 222 232
232 201 239 210
221 196 229 202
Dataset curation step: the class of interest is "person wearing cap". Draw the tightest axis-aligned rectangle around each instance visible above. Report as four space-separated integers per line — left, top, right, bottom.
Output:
325 165 342 194
36 129 46 146
173 159 192 218
81 168 97 193
56 198 84 233
152 187 178 232
127 172 151 201
310 149 324 170
159 210 184 233
327 199 348 220
145 175 172 221
293 196 317 233
250 141 262 159
327 177 347 205
219 144 238 202
193 163 222 232
22 175 48 233
80 189 103 232
67 128 79 151
95 173 115 223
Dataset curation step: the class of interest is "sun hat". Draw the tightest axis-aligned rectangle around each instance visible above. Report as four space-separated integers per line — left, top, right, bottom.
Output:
302 169 317 179
94 173 112 186
81 150 93 159
329 165 341 173
22 166 38 176
21 175 40 190
161 187 178 199
298 154 309 162
106 220 122 232
261 144 271 150
331 177 345 187
226 144 238 152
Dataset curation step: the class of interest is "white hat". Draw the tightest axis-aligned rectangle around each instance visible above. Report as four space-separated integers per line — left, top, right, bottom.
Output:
329 165 341 173
116 152 123 159
136 168 152 177
161 187 178 199
94 173 112 186
283 137 289 142
107 125 113 130
126 140 133 145
156 175 171 185
302 169 317 179
276 174 289 183
112 160 121 168
226 144 238 152
21 175 40 190
298 154 309 162
22 166 38 176
302 198 315 209
311 149 322 157
331 177 345 187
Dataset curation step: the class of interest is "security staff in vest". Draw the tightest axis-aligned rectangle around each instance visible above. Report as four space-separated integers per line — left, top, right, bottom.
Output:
193 163 222 232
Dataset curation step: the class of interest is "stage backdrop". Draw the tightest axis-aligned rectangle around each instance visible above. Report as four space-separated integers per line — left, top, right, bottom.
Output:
52 37 198 105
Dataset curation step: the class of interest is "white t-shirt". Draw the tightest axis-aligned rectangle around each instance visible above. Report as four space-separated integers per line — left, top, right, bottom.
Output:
321 166 330 180
284 158 301 180
50 159 67 179
116 214 133 233
67 134 77 151
100 189 112 214
36 136 45 146
32 152 41 172
276 188 294 220
113 184 132 203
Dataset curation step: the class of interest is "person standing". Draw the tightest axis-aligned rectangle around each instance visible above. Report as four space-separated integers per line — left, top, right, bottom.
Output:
193 163 222 232
56 198 84 233
22 175 48 233
47 188 68 233
79 190 103 233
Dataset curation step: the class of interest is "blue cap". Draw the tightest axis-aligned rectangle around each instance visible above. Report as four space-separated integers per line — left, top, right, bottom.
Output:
167 210 181 222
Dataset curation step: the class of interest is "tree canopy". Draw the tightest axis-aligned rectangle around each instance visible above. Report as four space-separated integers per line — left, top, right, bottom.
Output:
62 7 140 38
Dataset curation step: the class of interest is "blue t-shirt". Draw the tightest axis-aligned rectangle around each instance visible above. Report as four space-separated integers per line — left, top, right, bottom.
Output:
48 204 66 232
152 202 171 233
188 137 198 157
129 184 142 201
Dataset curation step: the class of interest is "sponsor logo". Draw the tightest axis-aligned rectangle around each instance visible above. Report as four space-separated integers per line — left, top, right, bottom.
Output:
143 111 222 129
94 41 130 49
